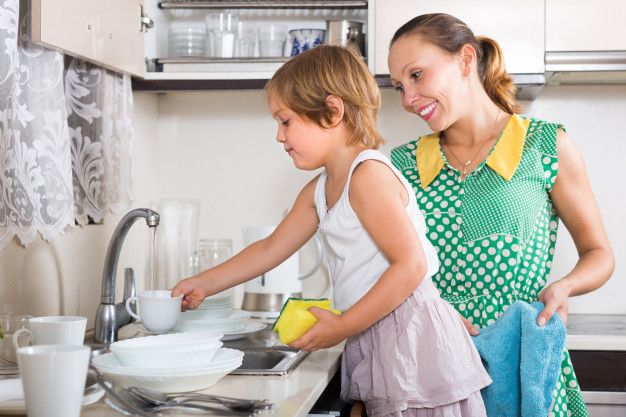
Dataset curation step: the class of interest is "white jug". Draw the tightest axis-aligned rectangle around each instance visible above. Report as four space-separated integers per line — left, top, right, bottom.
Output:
241 226 324 317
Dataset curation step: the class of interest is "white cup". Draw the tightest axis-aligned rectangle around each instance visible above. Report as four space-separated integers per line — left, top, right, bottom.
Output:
125 290 183 334
17 345 90 417
12 316 87 350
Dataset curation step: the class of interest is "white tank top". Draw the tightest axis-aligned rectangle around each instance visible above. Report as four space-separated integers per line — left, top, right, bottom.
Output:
315 150 440 311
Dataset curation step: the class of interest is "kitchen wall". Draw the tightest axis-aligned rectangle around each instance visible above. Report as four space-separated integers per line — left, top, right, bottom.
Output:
1 84 624 327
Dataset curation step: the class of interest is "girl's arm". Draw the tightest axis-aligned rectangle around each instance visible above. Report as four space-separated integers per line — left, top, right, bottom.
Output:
537 129 614 325
172 176 321 310
290 160 428 351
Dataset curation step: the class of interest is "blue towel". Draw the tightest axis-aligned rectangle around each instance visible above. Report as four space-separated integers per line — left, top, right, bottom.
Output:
472 301 566 417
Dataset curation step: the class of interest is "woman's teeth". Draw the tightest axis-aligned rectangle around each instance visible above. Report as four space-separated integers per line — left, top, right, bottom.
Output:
419 101 437 117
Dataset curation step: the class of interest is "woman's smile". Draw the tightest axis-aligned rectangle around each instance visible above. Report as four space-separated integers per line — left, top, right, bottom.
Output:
416 100 439 120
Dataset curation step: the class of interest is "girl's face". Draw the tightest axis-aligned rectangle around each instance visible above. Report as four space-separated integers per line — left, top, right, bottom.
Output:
269 96 332 171
388 34 468 132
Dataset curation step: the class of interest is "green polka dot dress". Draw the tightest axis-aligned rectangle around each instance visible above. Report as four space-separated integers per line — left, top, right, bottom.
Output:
391 114 587 417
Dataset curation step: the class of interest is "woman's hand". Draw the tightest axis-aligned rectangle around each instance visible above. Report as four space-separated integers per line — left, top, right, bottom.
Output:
171 277 207 311
458 313 480 336
288 307 349 351
537 278 572 326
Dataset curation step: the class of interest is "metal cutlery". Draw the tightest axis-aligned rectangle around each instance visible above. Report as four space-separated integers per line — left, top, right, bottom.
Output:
88 365 153 417
128 386 274 412
118 387 255 416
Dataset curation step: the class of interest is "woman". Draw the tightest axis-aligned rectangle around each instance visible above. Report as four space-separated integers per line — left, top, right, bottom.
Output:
387 13 614 417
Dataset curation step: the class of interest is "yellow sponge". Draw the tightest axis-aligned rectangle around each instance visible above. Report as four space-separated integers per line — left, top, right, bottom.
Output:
272 298 341 345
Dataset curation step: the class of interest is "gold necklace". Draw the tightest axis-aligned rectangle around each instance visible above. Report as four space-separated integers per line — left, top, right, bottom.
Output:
442 109 502 178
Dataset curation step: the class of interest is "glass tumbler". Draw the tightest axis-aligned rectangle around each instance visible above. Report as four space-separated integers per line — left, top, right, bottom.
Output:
191 239 234 303
258 25 287 57
234 21 256 58
206 13 239 58
0 315 32 365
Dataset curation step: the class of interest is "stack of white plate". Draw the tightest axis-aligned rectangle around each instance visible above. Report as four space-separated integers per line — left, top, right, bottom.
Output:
93 333 243 392
177 308 267 341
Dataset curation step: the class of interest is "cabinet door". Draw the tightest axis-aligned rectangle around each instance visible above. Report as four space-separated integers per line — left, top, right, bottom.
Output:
546 0 626 51
371 0 544 76
31 0 146 77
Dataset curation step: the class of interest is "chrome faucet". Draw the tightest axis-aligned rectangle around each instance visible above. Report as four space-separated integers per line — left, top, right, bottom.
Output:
94 208 160 346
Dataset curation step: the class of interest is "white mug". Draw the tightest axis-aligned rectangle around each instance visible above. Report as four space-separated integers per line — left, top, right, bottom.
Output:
125 290 182 334
17 345 90 417
12 316 87 350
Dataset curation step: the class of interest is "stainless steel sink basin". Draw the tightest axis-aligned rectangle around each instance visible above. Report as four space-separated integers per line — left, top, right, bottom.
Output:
223 326 309 376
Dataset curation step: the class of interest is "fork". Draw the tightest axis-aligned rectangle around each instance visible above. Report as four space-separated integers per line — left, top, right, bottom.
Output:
128 386 274 411
119 388 255 416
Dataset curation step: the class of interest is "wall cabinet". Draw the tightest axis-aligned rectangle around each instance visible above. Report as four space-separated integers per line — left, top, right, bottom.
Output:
369 0 545 76
31 0 368 88
31 0 146 77
546 0 626 52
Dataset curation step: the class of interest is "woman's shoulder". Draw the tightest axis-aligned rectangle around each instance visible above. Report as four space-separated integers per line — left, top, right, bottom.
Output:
390 139 419 171
519 114 565 156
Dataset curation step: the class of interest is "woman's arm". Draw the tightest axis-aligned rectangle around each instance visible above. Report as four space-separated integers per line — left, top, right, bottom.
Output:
537 129 615 325
290 160 428 351
172 176 321 310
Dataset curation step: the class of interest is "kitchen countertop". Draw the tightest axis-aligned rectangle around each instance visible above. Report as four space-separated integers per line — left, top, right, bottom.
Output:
79 342 343 417
566 314 626 351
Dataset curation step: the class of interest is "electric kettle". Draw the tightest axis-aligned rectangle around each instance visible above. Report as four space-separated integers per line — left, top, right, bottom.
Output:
241 226 324 319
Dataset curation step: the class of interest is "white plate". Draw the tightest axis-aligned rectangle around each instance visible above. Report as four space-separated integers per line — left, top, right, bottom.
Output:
0 377 104 415
221 321 267 341
177 310 251 332
93 348 242 376
96 349 243 393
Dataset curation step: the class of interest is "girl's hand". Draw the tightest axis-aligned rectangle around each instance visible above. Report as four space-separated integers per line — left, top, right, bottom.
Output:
171 277 206 311
537 278 572 326
458 313 480 336
288 307 348 351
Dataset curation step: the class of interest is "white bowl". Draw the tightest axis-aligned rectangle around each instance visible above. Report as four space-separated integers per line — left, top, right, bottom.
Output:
93 349 241 375
112 340 222 369
111 332 221 353
94 349 243 393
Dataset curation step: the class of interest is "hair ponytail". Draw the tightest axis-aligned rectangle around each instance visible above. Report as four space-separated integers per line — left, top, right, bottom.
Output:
391 13 521 114
476 36 520 114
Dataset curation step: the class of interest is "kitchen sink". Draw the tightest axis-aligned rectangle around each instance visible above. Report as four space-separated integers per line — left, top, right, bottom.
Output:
223 326 309 376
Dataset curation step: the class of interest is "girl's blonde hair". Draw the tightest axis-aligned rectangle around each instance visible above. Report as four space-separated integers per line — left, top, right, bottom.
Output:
265 44 385 148
390 13 521 115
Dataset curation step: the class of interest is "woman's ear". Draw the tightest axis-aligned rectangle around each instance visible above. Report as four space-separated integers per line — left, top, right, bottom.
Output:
325 95 345 127
459 43 477 79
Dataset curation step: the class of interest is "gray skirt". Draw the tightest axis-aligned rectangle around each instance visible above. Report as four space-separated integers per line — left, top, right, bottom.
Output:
340 278 491 417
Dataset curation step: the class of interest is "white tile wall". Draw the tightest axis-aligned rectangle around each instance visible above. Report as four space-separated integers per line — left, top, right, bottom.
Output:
1 85 624 328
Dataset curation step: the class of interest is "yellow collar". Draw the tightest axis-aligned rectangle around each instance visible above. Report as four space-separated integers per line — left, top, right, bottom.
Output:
416 114 530 189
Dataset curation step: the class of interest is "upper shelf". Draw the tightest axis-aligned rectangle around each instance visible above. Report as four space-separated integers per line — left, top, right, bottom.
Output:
159 0 368 9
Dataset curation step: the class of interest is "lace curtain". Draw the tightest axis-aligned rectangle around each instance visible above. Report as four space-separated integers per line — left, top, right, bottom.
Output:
0 0 134 250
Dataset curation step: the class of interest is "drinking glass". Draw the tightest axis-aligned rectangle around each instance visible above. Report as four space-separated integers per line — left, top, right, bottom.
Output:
150 199 200 291
206 13 239 58
191 239 234 304
258 25 287 57
0 315 31 365
234 21 256 58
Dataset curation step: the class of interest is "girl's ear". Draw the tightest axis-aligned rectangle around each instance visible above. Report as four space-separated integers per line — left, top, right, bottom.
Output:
459 43 477 79
325 95 345 128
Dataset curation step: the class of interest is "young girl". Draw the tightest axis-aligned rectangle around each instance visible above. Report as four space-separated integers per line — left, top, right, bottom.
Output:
172 45 491 417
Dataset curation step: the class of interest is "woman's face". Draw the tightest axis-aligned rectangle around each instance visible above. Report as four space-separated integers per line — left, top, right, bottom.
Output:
388 34 468 132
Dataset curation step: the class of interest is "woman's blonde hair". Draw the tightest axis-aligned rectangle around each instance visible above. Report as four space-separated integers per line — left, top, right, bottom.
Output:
265 44 385 148
390 13 521 114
